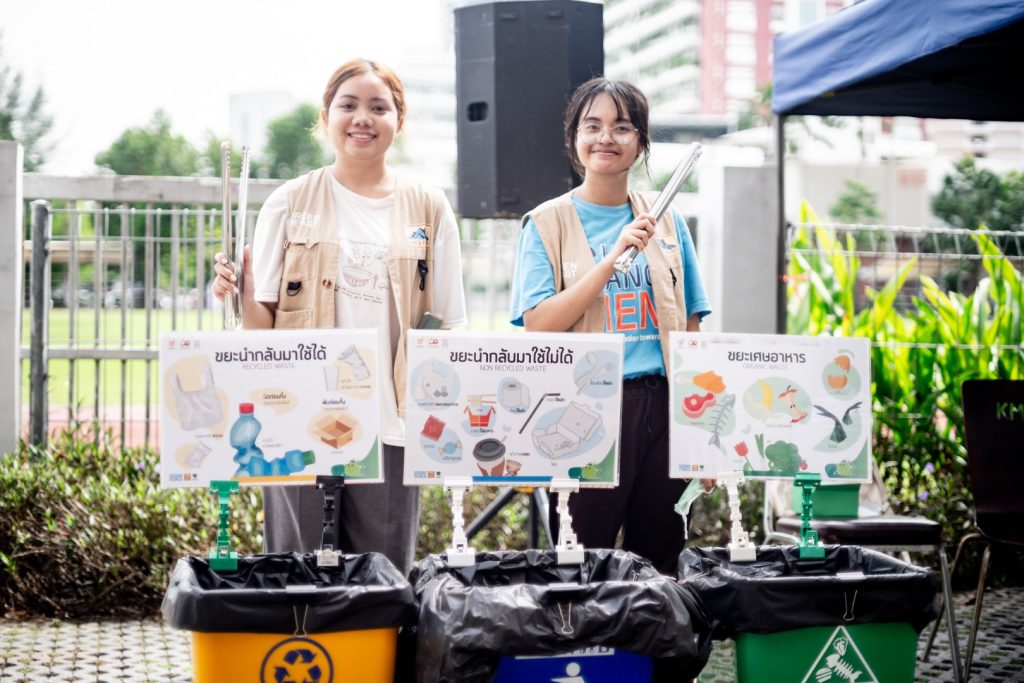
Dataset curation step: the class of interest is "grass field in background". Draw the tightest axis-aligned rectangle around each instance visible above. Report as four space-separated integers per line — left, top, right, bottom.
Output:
23 307 517 408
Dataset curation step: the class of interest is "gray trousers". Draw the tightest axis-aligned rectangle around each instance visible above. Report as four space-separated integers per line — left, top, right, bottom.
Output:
262 444 420 576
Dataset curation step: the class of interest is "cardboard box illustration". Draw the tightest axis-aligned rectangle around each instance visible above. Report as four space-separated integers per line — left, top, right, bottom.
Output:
316 414 355 449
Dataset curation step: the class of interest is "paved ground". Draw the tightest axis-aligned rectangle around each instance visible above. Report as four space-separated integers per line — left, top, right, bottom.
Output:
0 588 1020 682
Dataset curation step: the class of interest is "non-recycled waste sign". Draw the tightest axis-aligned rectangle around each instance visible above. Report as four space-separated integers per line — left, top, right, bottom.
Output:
404 330 624 486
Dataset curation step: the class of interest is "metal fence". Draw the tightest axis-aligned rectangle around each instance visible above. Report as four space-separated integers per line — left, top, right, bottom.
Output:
16 174 520 451
788 221 1024 312
786 219 1024 428
14 172 1022 452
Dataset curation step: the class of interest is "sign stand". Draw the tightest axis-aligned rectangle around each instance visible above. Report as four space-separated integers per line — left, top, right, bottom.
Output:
794 472 826 559
716 471 757 562
208 480 239 572
444 477 476 567
315 475 346 567
551 478 585 565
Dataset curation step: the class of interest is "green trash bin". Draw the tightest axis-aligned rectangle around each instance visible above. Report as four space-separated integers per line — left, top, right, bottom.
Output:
678 545 939 683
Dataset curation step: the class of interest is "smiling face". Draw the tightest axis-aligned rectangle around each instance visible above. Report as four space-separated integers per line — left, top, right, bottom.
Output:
321 71 402 163
574 93 641 179
563 79 651 180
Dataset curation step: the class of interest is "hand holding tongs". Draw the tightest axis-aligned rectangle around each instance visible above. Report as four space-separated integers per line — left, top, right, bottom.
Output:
220 142 251 330
613 142 703 274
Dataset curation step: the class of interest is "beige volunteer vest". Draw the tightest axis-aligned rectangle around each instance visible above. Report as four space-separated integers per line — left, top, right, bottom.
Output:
274 167 445 415
525 190 689 373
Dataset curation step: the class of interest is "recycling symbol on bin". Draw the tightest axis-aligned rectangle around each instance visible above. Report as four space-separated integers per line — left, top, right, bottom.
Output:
260 637 334 683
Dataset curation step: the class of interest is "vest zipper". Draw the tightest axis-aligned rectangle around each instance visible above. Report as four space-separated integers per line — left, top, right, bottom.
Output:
670 269 678 287
418 259 428 291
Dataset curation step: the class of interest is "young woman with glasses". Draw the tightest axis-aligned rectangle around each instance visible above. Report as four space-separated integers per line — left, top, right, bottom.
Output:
509 78 711 573
211 59 467 574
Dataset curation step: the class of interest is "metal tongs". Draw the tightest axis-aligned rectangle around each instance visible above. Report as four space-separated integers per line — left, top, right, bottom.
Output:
613 141 703 274
220 142 251 330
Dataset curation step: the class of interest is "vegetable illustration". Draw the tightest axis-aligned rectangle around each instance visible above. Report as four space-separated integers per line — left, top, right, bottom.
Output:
764 440 804 473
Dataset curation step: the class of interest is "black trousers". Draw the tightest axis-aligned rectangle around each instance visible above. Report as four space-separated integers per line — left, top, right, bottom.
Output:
549 375 688 574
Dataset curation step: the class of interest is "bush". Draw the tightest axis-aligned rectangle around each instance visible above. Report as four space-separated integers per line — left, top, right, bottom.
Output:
0 424 262 619
0 424 545 619
787 201 1024 587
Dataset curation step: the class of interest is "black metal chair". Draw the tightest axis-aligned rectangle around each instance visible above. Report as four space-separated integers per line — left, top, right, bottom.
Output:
768 461 962 680
923 379 1024 682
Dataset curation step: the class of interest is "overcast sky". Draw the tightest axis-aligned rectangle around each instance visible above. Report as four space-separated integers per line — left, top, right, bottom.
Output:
2 0 449 174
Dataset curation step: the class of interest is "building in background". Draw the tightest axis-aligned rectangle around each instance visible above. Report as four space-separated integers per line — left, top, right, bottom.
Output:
925 119 1024 162
393 52 458 192
603 0 845 118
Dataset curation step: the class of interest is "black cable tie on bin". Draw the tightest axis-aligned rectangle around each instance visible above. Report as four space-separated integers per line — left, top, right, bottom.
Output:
316 475 346 567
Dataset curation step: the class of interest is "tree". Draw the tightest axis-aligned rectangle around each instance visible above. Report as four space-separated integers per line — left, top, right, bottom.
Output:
830 180 882 225
197 132 265 179
0 35 54 171
736 81 845 154
95 110 198 176
262 103 326 179
932 156 1024 231
737 83 773 131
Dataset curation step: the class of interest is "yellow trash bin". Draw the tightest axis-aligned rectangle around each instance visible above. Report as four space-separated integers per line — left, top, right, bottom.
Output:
162 552 415 683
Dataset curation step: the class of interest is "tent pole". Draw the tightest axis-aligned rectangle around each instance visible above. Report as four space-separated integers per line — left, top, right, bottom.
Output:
775 114 787 335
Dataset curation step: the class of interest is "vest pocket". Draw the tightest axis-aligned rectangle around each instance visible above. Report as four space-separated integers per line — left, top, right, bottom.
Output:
274 308 313 329
279 242 318 313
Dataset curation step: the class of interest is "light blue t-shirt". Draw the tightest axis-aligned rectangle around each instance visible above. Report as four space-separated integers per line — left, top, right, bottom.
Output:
509 196 711 378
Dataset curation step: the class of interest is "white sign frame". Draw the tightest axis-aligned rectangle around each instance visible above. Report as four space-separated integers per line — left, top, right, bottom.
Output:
668 332 872 483
403 331 624 487
159 328 381 488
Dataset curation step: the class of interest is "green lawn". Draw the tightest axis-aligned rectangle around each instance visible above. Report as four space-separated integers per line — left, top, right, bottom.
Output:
23 307 517 408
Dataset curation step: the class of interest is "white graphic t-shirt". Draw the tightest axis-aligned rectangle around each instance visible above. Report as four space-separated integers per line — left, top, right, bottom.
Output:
252 173 467 447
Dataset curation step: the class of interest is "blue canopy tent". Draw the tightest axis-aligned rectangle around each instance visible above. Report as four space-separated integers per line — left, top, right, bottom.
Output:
768 0 1024 331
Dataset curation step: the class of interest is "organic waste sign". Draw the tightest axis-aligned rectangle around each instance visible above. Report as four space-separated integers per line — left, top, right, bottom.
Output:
668 332 871 482
159 328 381 488
403 331 624 486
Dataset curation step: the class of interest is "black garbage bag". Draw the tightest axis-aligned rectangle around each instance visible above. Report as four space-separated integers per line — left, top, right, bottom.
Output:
406 548 712 683
677 545 939 639
162 552 416 634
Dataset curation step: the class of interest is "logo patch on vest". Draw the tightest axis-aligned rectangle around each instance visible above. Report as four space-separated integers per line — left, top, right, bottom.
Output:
657 238 677 251
408 226 429 243
562 262 578 279
288 211 320 230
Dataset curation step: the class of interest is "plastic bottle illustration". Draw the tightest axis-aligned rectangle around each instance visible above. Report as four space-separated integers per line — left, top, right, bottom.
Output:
231 403 266 477
268 449 316 476
230 403 316 478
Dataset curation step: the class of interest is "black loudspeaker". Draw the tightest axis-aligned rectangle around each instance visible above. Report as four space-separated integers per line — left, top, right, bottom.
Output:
455 0 604 218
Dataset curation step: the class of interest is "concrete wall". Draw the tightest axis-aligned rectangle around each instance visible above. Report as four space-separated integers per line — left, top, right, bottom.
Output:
0 142 23 456
698 150 779 334
785 160 932 227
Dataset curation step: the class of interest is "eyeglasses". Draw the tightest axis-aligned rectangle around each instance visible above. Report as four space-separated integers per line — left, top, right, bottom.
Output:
577 122 638 144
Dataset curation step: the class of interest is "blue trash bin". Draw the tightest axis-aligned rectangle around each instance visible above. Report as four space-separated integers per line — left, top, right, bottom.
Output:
408 548 711 683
